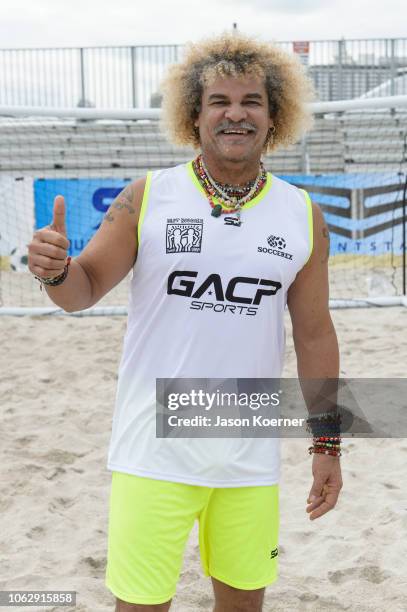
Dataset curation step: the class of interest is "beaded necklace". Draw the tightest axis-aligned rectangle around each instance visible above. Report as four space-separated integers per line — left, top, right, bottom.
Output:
192 154 267 221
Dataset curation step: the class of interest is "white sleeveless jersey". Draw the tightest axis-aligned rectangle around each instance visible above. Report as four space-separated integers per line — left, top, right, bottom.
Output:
107 161 313 487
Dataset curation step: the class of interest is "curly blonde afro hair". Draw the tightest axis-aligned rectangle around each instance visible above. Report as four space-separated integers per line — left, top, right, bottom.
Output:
160 32 315 152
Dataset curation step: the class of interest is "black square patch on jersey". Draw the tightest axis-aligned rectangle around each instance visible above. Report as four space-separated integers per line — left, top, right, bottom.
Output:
166 220 203 254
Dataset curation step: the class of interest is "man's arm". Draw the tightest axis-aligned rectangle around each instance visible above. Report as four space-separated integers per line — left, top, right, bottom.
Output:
28 177 146 312
287 201 342 520
287 202 339 382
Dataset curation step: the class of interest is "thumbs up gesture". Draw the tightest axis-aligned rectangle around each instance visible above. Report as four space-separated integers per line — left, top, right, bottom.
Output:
28 195 71 280
50 194 67 236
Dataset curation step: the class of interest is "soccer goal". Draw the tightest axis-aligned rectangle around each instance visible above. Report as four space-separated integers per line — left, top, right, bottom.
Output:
0 96 406 315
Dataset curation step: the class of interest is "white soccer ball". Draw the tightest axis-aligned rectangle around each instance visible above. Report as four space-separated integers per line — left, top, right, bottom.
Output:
9 245 29 272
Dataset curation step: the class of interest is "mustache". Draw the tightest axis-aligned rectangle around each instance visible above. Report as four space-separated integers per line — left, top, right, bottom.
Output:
214 121 257 134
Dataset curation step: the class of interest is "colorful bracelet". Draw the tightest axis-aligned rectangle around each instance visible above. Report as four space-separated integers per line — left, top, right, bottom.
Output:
314 442 341 450
308 446 342 457
309 431 342 457
34 256 71 291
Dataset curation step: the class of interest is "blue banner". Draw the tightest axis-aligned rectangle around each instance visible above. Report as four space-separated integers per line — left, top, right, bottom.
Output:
33 174 406 258
34 178 130 256
280 173 406 256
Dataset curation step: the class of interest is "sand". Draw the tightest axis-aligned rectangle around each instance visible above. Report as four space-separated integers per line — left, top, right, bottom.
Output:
0 306 407 612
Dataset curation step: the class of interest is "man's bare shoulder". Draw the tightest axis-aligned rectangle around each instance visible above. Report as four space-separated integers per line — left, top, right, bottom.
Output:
104 177 147 230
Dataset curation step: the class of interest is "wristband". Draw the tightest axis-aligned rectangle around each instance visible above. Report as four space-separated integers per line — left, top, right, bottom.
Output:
34 256 71 290
306 410 342 437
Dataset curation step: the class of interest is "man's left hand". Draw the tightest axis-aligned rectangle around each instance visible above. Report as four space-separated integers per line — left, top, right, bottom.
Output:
306 453 343 520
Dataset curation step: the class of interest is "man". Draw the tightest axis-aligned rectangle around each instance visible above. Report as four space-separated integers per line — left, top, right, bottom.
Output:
28 33 342 612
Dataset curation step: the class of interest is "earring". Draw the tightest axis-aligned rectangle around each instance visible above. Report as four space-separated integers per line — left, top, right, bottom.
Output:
265 126 275 147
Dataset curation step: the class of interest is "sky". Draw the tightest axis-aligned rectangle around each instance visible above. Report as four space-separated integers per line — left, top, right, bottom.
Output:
0 0 405 49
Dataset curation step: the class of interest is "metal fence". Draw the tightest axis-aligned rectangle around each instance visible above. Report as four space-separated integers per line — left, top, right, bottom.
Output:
1 38 407 108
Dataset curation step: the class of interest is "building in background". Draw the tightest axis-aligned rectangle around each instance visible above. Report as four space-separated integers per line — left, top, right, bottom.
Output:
0 38 406 108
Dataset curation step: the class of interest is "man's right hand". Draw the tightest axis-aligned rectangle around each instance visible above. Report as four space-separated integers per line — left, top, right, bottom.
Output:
28 195 70 279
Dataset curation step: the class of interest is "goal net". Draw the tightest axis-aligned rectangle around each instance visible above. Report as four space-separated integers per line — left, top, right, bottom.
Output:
0 96 406 315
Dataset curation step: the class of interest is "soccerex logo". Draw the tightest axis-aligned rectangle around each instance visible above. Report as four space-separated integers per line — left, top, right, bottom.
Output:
257 235 293 260
167 271 282 317
268 235 286 250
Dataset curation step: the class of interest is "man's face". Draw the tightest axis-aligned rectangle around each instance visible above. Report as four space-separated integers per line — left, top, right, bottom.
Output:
194 74 274 165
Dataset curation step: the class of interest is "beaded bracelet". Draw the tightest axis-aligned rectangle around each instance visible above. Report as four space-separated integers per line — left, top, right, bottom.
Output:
309 433 342 457
308 446 342 457
307 410 340 421
306 411 342 437
34 256 71 291
313 441 341 449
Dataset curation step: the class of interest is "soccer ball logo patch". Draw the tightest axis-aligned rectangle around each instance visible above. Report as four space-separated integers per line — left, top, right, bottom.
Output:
267 235 286 251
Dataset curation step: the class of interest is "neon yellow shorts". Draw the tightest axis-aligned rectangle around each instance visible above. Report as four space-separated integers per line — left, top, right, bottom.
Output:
105 471 279 606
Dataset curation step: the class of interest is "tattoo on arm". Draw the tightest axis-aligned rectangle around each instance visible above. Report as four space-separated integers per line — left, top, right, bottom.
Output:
103 184 135 224
112 184 136 214
321 226 330 264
